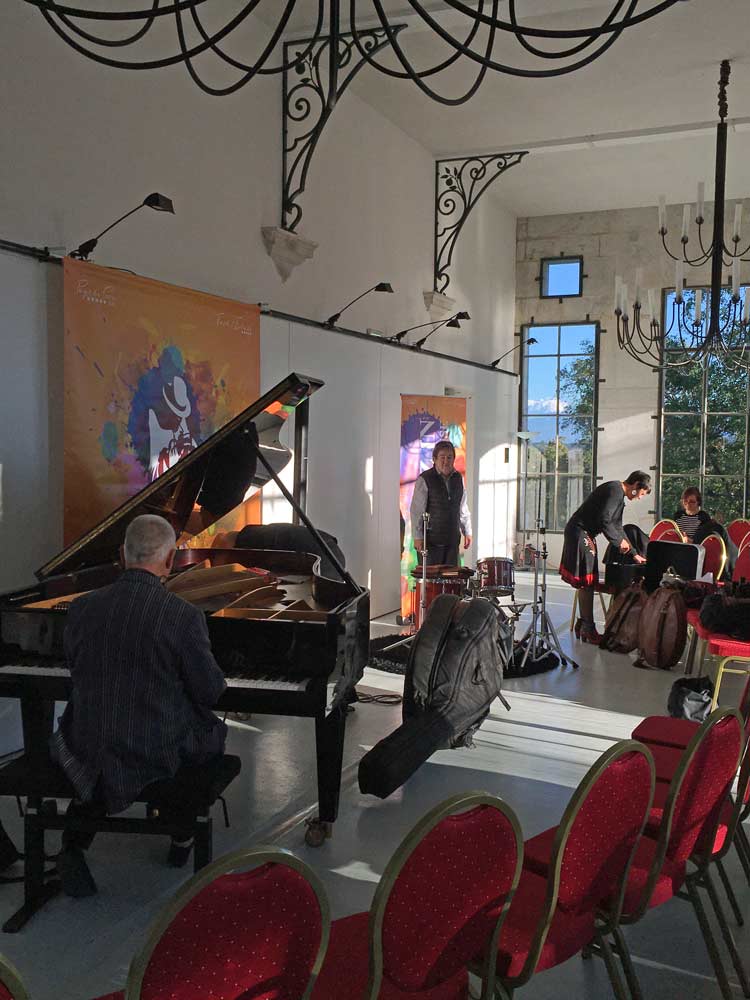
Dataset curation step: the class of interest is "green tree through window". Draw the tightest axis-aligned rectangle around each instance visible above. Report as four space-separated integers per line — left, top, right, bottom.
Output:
659 288 750 521
519 324 598 533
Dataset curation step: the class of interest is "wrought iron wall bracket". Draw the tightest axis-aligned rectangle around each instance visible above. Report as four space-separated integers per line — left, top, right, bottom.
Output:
282 26 405 233
434 151 528 295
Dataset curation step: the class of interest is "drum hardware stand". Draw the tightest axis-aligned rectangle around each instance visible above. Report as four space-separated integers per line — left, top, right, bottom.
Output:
514 483 579 673
381 512 431 654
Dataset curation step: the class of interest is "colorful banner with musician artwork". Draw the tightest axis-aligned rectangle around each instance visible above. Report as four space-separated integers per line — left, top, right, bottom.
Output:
399 394 468 619
63 259 260 545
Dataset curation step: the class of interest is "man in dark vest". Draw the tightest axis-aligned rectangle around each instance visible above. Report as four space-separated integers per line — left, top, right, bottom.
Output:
410 441 472 566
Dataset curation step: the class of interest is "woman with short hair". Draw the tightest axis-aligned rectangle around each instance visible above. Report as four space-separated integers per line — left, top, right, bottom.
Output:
560 471 651 645
673 486 711 542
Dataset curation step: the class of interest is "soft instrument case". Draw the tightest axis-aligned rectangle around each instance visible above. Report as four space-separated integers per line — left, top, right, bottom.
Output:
358 594 509 799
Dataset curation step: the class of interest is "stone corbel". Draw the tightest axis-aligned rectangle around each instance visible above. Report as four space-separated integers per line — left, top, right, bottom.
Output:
423 290 456 322
261 226 318 283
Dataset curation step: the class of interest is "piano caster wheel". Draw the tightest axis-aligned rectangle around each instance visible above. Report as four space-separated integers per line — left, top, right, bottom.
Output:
304 818 332 847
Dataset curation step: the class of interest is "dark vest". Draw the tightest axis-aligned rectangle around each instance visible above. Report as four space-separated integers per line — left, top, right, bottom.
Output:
421 467 463 545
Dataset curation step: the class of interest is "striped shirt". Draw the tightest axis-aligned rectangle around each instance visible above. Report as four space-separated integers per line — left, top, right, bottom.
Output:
675 513 702 541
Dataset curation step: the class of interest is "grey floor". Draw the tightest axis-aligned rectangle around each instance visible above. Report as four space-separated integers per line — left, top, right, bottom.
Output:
1 572 748 999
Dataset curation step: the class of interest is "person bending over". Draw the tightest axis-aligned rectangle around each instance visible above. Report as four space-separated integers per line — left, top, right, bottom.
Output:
560 471 651 645
410 441 472 566
51 514 227 896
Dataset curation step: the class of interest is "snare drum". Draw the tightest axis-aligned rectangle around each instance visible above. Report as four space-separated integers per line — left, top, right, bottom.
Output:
477 557 515 596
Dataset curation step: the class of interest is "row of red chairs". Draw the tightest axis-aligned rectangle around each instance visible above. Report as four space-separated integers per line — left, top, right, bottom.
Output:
1 709 744 1000
652 518 750 556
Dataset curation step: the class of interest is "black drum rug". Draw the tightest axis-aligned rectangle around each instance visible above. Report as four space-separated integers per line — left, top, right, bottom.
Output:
368 633 413 675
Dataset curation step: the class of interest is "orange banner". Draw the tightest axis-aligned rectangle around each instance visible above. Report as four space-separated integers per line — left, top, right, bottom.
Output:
63 259 260 544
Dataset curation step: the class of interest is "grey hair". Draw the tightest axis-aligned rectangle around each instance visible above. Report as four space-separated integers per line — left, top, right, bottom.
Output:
124 515 176 568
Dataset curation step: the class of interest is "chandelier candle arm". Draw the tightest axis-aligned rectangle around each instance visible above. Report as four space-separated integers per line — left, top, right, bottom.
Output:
697 182 705 224
681 204 690 242
658 195 667 234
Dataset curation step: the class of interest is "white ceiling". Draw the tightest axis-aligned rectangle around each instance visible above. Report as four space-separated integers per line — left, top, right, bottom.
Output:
326 0 750 216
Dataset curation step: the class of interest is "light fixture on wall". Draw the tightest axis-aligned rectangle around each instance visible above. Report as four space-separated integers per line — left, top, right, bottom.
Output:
324 282 393 327
22 2 683 103
414 311 469 349
70 192 175 260
614 60 750 370
391 311 468 345
490 336 537 369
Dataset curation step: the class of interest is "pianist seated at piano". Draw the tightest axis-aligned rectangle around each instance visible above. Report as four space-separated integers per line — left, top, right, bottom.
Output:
50 514 227 897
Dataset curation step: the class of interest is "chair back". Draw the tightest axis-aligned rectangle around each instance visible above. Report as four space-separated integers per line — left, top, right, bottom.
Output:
650 519 686 542
739 531 750 556
727 519 750 549
369 792 522 997
125 848 330 1000
732 545 750 583
0 954 29 1000
700 533 727 581
664 710 742 864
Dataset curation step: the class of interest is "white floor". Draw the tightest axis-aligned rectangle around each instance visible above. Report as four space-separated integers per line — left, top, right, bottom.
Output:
1 572 748 999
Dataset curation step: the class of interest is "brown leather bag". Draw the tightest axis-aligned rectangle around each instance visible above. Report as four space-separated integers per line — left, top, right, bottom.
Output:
637 586 688 670
601 582 645 653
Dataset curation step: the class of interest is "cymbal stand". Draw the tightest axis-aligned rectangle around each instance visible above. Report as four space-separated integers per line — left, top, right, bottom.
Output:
514 480 578 672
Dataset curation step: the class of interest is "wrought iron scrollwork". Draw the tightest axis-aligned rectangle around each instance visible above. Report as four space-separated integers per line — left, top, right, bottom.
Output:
282 27 404 233
434 152 528 295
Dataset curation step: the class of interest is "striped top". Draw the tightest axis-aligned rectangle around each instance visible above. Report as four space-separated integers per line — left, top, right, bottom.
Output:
675 513 702 540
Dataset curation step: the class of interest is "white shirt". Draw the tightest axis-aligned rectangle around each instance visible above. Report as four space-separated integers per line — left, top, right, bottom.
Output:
410 473 472 542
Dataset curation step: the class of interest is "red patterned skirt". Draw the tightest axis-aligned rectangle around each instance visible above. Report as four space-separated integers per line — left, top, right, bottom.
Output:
559 523 598 589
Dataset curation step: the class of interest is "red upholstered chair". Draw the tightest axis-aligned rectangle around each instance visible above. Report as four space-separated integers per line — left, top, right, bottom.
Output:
733 544 750 581
650 518 686 542
524 710 743 1000
728 519 750 550
311 792 523 1000
700 533 728 582
474 741 654 1000
631 676 750 751
91 847 330 1000
0 954 29 1000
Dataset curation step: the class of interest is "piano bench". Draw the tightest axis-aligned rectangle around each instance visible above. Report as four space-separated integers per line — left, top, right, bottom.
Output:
0 753 242 933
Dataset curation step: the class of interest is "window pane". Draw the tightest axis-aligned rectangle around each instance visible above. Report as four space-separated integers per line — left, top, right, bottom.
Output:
559 324 595 355
707 356 748 412
703 477 745 523
662 415 701 474
523 356 558 415
660 476 685 519
558 417 593 475
527 326 558 355
705 415 747 476
556 476 589 531
521 474 555 533
559 351 595 414
663 363 702 412
543 260 581 297
524 418 557 467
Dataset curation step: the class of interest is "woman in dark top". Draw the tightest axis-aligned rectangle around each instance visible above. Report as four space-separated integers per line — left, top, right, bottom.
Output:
560 471 651 644
672 486 711 541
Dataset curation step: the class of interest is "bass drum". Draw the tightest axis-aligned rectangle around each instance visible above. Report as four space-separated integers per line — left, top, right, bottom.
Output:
477 557 515 596
414 576 467 629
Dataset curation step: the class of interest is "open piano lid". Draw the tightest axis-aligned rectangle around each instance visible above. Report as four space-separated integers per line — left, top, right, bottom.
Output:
37 373 324 581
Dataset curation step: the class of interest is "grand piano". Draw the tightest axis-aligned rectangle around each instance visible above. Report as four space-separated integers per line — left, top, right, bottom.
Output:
0 373 370 847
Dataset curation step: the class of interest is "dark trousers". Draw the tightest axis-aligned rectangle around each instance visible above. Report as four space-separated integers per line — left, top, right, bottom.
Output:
426 540 460 566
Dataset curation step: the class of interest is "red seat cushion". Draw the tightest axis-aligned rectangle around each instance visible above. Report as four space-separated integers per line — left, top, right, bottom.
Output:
493 870 595 979
708 635 750 658
686 608 712 639
310 913 468 1000
631 716 698 750
622 838 686 915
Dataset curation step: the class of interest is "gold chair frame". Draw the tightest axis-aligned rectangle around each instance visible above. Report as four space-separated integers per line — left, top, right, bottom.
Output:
700 533 728 583
475 740 655 1000
649 518 687 542
366 791 523 1000
124 847 331 1000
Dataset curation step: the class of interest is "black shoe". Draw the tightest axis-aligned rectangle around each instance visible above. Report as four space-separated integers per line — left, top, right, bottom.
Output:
56 847 97 898
166 838 194 868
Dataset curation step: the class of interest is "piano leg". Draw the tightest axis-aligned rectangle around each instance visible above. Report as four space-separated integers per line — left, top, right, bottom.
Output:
2 804 60 933
305 705 347 847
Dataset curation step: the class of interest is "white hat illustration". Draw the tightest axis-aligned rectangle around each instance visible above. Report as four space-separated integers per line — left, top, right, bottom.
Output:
162 375 191 418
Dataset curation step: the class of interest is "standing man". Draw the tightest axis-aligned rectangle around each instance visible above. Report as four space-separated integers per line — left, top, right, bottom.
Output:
52 514 228 895
410 441 472 566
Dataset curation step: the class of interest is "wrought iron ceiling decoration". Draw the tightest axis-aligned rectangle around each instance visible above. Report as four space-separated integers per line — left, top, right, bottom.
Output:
23 1 683 103
615 61 750 371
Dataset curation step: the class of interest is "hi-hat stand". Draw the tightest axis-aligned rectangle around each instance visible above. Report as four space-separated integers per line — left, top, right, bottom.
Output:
514 479 579 673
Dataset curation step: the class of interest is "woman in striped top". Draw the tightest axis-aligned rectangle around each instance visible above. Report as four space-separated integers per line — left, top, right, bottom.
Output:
672 486 711 541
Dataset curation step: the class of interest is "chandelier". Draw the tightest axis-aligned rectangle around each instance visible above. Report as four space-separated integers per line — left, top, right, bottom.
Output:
22 1 683 102
615 60 750 371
